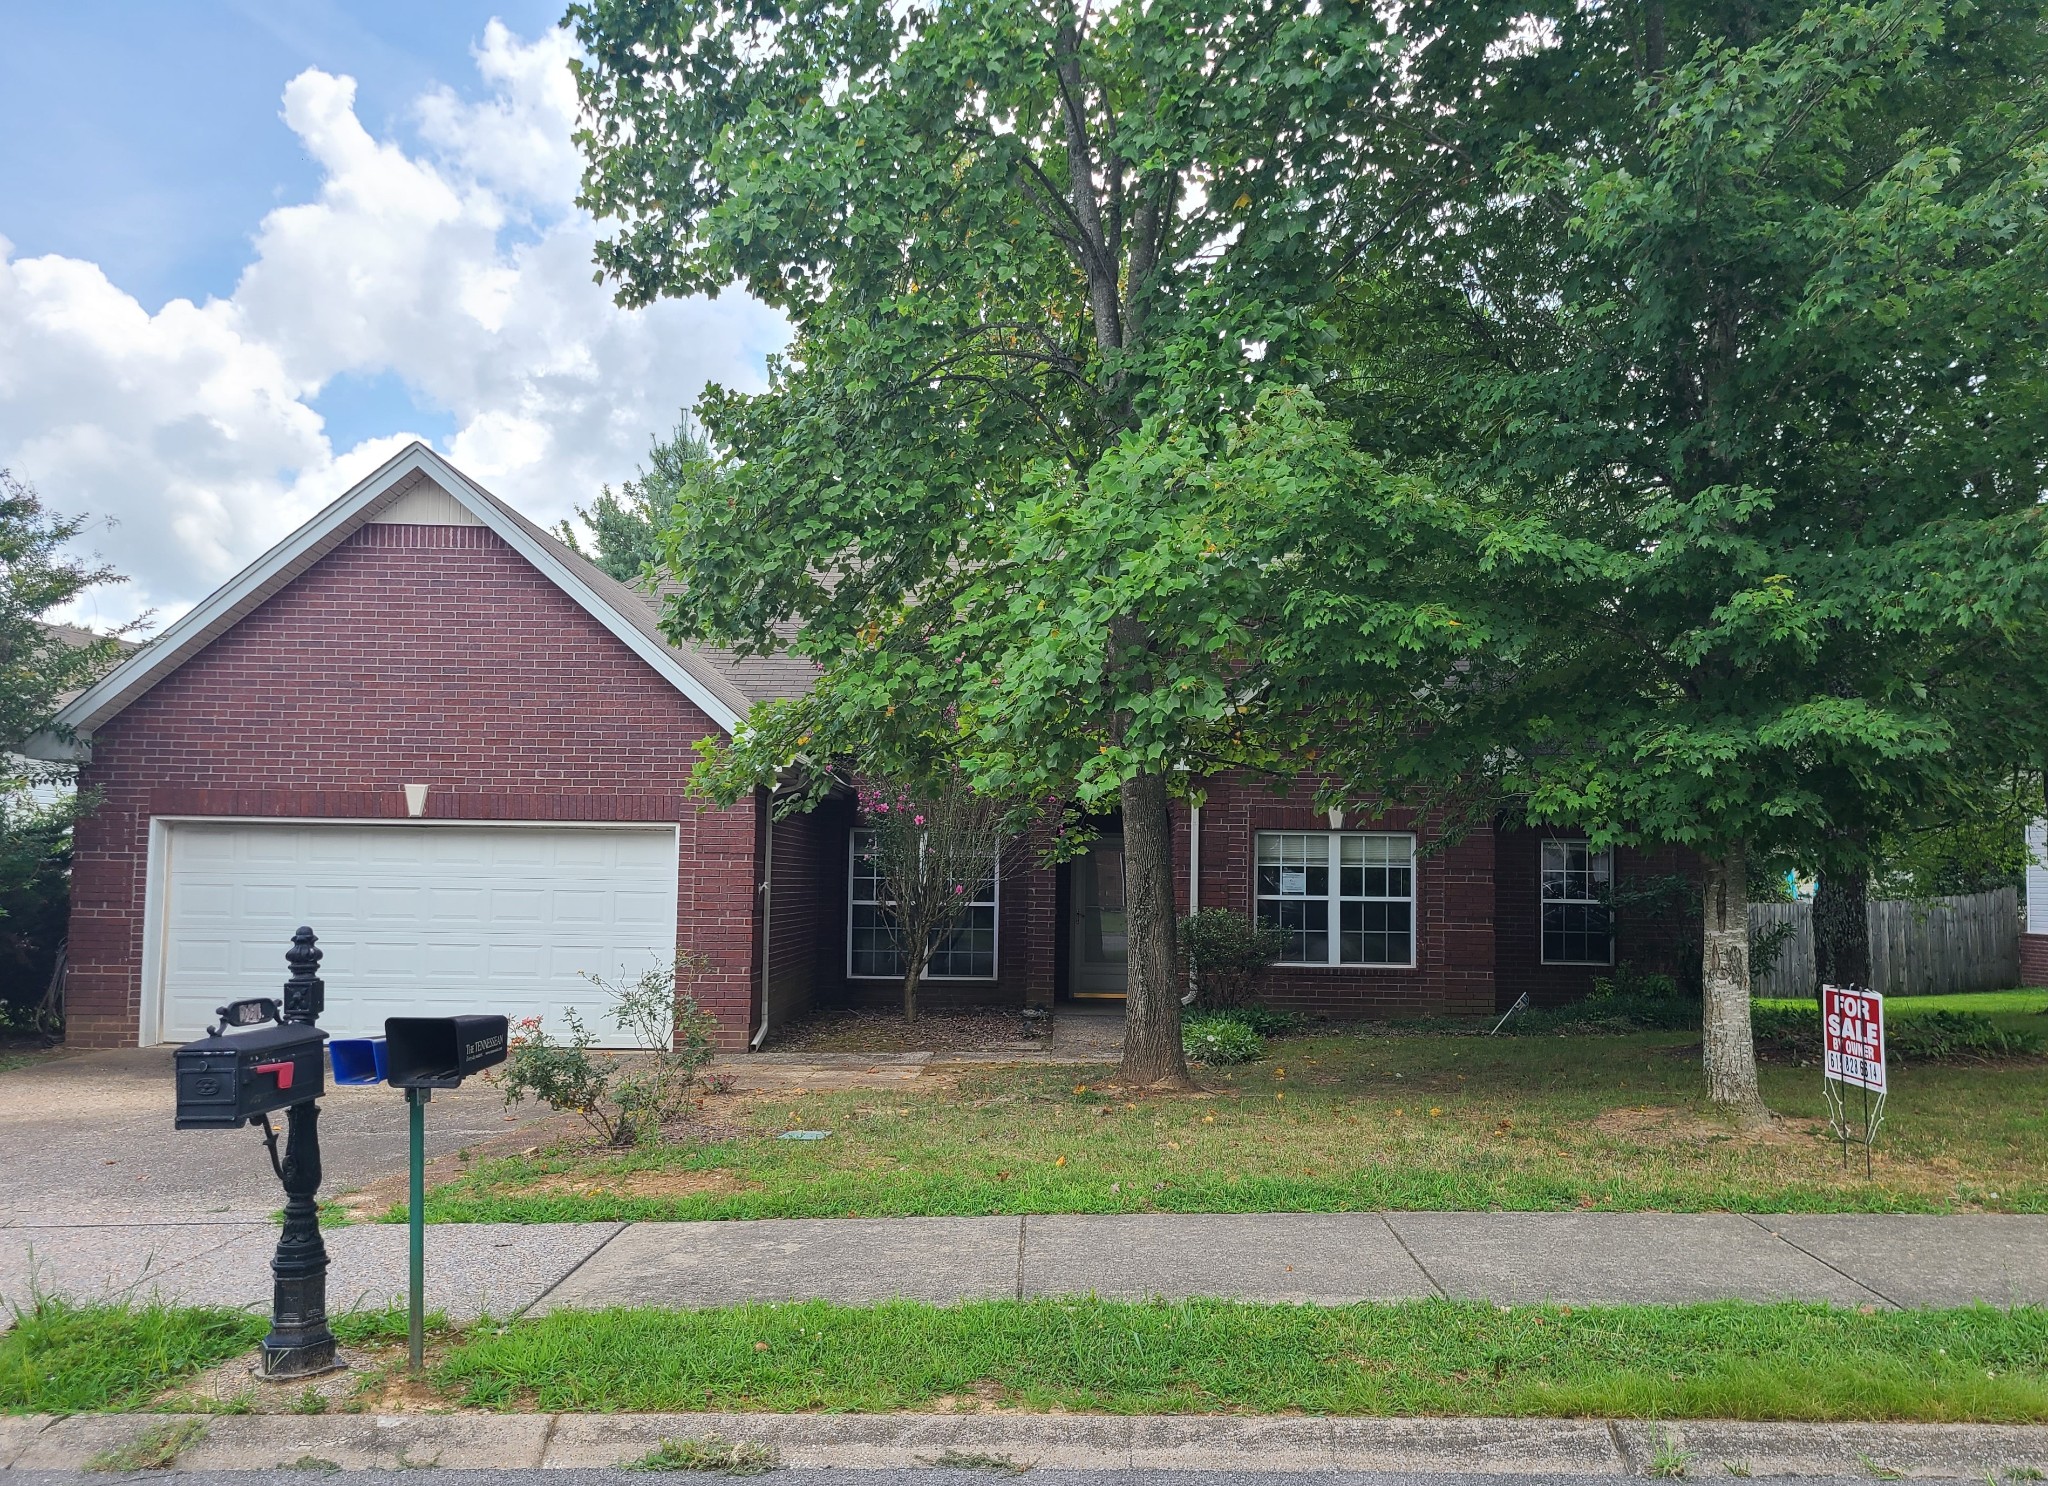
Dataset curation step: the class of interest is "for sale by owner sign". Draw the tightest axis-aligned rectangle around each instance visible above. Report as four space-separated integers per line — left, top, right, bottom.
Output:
1823 986 1886 1093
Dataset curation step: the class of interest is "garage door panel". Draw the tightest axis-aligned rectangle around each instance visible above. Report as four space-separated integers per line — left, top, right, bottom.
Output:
169 936 235 977
303 885 360 920
489 888 548 924
160 823 682 1042
613 889 675 931
244 833 299 866
240 884 299 921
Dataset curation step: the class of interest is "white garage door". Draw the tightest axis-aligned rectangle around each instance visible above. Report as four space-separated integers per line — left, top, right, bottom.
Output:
156 821 681 1042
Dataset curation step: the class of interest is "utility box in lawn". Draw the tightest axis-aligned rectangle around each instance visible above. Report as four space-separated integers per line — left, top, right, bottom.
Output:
174 1000 328 1130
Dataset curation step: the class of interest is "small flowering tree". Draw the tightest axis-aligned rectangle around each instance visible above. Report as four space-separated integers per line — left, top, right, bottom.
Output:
857 773 1011 1023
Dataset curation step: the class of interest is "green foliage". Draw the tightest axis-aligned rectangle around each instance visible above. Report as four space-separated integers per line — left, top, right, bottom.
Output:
499 957 717 1146
0 1296 261 1413
1509 965 1698 1035
1313 0 2048 1062
555 415 714 584
0 472 130 1013
1217 1005 1310 1038
568 0 1488 1076
1876 774 2038 898
1749 1005 2043 1063
1181 1013 1266 1066
1179 910 1290 1009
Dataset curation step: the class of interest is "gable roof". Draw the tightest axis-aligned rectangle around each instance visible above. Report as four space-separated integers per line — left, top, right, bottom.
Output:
26 442 818 760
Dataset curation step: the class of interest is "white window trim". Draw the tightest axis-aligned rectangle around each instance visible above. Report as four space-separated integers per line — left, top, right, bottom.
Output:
845 828 1001 981
1539 838 1617 966
1253 830 1419 971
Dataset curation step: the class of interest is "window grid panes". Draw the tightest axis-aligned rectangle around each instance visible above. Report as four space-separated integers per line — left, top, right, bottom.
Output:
1540 839 1614 964
1256 832 1414 966
848 830 998 979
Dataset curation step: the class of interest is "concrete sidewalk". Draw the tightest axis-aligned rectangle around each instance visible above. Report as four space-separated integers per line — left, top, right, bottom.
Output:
3 1409 2048 1478
5 1211 2046 1319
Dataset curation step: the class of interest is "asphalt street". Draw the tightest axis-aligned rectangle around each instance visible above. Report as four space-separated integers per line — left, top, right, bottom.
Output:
0 1472 1875 1485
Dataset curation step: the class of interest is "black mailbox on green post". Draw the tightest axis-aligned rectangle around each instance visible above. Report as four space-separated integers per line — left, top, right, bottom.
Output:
384 1016 508 1089
381 1014 509 1370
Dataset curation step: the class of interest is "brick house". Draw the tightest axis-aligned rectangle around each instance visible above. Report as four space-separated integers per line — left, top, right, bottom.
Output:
33 444 1695 1050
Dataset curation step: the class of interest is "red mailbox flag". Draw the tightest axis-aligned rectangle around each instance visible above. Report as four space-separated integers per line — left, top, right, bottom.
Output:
1822 986 1886 1094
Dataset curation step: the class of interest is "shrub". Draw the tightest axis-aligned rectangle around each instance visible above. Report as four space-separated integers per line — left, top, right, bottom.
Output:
1750 1003 2043 1062
1179 909 1289 1008
499 955 718 1145
1183 1012 1266 1065
1511 965 1697 1035
1217 1004 1308 1037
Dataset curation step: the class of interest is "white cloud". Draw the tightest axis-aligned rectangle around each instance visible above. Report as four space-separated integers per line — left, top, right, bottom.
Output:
0 21 786 627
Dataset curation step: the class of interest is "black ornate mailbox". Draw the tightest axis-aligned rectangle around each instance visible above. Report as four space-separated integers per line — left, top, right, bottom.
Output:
384 1015 509 1089
174 1007 328 1130
172 927 339 1380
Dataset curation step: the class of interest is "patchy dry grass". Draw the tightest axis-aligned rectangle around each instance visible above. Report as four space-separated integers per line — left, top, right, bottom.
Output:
415 1025 2048 1222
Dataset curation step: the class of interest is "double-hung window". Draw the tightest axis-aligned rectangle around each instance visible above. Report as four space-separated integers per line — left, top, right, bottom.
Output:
1540 839 1613 964
847 829 998 979
1254 831 1415 966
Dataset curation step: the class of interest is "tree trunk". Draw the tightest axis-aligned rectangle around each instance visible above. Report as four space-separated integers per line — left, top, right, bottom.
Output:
1812 865 1870 995
902 953 924 1024
1117 769 1193 1088
1700 838 1768 1124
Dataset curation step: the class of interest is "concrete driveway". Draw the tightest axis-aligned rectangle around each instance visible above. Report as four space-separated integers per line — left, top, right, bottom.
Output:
0 1047 552 1227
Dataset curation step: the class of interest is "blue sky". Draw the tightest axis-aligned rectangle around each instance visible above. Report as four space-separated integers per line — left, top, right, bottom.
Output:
0 2 784 623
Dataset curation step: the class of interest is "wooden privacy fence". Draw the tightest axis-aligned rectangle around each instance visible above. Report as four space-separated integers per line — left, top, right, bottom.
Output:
1748 887 2021 998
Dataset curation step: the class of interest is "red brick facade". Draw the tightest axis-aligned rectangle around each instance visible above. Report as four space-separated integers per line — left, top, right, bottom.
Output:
2022 933 2048 988
67 522 761 1049
62 502 1707 1048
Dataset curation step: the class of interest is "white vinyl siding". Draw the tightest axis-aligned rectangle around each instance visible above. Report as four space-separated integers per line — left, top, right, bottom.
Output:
1255 831 1416 967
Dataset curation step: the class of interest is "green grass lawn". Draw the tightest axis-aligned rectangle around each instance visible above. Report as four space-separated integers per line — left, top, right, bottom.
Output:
0 1301 424 1414
1754 989 2048 1020
416 1020 2048 1223
9 1296 2048 1423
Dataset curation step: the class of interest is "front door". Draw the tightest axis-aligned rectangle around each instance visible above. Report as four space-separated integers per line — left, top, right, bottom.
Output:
1070 834 1128 998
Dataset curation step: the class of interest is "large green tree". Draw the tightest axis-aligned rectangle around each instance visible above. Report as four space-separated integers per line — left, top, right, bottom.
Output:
556 414 715 583
1319 0 2048 1116
0 472 129 1008
567 0 1467 1083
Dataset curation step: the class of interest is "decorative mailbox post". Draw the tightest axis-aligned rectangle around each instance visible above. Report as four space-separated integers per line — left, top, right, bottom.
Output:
173 926 337 1379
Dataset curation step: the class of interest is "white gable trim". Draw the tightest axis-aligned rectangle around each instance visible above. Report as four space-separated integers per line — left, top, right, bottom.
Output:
26 443 742 761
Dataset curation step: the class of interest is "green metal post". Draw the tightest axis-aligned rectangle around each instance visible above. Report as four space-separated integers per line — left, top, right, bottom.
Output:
408 1087 426 1371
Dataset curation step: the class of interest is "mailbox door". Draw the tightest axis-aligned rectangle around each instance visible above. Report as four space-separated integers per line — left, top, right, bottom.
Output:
175 1047 247 1129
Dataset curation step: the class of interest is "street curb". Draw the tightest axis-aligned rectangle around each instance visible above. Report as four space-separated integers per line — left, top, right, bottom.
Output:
2 1413 2047 1476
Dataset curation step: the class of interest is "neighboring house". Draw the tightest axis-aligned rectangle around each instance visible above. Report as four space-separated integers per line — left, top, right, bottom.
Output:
2025 819 2048 986
30 444 1695 1050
